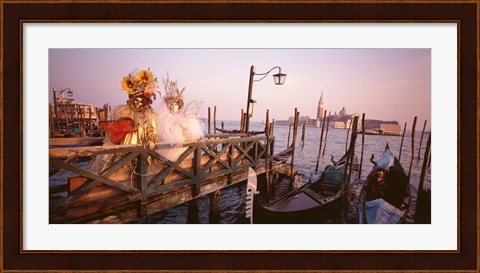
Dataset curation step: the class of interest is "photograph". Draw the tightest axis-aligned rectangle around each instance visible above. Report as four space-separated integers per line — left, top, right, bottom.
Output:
48 48 432 225
2 0 477 271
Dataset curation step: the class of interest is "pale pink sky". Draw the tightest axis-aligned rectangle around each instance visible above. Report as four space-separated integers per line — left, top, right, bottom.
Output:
49 49 431 127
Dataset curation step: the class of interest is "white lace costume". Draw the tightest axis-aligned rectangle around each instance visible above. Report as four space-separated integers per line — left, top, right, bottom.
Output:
156 76 204 161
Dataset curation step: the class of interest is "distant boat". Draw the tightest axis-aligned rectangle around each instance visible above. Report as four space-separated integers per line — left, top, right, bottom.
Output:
359 129 402 136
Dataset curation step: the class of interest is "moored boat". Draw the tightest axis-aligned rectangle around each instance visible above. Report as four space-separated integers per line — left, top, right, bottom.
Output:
254 149 359 223
357 144 410 224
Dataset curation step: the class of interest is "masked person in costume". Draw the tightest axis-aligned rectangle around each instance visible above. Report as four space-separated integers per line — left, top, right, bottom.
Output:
156 75 204 161
90 69 159 173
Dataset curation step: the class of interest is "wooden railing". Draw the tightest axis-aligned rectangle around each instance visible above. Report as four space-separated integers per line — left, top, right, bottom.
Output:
49 134 275 214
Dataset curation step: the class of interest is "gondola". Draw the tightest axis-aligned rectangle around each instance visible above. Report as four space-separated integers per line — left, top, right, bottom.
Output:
215 127 265 135
357 144 410 224
254 149 359 223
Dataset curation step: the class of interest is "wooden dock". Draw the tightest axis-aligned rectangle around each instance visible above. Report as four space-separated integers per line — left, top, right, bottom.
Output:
49 133 289 224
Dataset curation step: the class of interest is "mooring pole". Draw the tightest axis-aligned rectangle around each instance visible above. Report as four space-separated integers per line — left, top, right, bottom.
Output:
270 119 275 136
208 107 211 135
417 120 427 159
240 109 244 133
301 121 306 149
287 123 292 148
209 190 221 224
345 117 353 153
399 122 407 161
290 108 300 182
408 116 418 183
315 109 328 173
322 111 331 156
187 199 200 224
415 133 431 223
265 109 270 198
358 113 366 180
213 106 217 135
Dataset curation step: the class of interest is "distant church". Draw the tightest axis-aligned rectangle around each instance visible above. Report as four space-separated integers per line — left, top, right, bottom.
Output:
314 91 353 128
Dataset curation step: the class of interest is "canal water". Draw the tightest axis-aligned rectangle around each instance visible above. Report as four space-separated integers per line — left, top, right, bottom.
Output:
130 120 431 224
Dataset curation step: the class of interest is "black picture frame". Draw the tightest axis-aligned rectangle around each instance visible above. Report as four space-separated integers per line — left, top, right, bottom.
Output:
2 1 477 271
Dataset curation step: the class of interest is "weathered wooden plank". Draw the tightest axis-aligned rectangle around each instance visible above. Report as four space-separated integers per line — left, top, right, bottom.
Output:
50 158 139 194
49 137 104 146
50 192 142 224
50 135 269 158
204 133 246 138
138 152 149 202
192 146 201 197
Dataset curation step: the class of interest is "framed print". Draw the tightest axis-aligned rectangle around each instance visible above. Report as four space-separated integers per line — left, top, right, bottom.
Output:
2 1 478 272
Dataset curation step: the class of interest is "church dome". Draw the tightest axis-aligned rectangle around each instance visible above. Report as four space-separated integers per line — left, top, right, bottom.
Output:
339 106 347 116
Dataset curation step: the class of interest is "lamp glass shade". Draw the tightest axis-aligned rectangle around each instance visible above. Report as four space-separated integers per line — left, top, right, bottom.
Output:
248 101 254 117
67 90 73 97
273 72 287 85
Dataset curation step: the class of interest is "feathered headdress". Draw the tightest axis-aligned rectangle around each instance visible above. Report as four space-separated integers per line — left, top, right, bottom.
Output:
161 74 185 110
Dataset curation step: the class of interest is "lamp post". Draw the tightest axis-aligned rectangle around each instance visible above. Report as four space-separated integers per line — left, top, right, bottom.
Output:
244 65 286 133
52 88 74 133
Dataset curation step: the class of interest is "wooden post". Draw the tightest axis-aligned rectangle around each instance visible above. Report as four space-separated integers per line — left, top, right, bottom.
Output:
89 107 93 137
290 109 300 182
81 106 86 137
341 116 358 202
213 106 217 135
408 116 418 183
243 113 248 133
399 122 407 161
187 199 200 224
95 108 102 137
322 111 331 156
346 116 358 202
240 109 245 133
64 104 69 129
265 110 270 198
270 119 275 136
207 107 211 135
358 113 366 180
417 133 431 202
417 120 427 159
287 123 292 148
315 109 327 173
106 103 110 120
415 133 431 224
49 104 54 138
209 190 221 224
345 117 353 153
71 104 76 134
227 144 234 185
301 121 306 149
59 104 65 133
221 121 224 132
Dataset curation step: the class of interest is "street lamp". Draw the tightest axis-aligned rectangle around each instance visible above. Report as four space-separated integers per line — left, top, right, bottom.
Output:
52 88 74 133
244 65 286 133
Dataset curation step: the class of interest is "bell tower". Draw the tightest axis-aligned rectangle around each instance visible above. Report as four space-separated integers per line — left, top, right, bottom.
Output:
315 91 324 128
316 91 324 120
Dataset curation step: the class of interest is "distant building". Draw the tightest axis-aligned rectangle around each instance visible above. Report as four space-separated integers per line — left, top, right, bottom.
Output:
315 91 325 127
274 93 400 134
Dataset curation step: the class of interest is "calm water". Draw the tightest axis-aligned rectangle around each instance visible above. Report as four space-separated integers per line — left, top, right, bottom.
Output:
132 120 431 224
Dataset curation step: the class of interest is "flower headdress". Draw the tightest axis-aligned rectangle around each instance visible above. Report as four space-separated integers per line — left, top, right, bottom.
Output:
161 74 185 110
120 68 158 112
